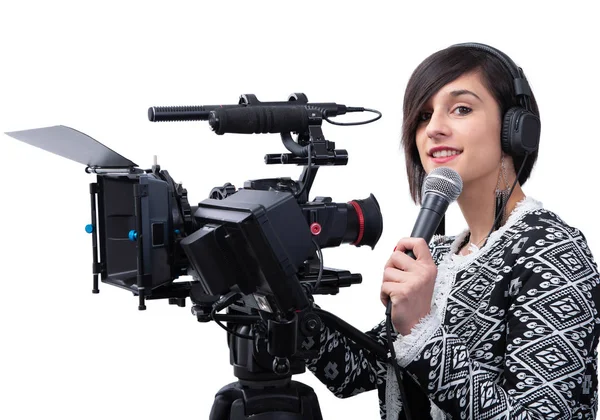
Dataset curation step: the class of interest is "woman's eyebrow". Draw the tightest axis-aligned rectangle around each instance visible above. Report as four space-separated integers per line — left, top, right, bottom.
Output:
450 89 482 102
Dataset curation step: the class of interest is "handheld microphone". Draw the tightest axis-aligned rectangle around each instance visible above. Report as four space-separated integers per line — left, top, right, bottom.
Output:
405 167 463 258
385 167 462 420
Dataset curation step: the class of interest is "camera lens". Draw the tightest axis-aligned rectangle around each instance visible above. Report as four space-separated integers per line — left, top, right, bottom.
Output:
346 194 383 249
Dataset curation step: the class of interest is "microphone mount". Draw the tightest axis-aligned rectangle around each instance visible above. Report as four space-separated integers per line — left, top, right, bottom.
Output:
149 92 378 169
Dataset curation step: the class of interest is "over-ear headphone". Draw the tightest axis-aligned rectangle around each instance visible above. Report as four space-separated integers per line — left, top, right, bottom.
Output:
450 42 541 157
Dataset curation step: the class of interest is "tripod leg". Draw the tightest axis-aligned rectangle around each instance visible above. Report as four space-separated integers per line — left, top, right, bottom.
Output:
294 381 323 420
209 381 323 420
209 383 243 420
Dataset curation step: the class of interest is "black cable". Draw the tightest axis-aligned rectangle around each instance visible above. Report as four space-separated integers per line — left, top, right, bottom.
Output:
210 306 254 339
324 107 382 126
281 132 309 157
481 152 530 248
294 143 313 199
311 239 324 293
210 292 255 339
385 301 412 420
294 107 381 199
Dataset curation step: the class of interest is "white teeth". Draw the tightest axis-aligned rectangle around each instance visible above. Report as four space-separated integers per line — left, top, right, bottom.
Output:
432 149 461 158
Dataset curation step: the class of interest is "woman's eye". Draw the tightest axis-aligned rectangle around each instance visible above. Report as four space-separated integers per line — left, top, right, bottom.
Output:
418 111 432 122
454 106 472 115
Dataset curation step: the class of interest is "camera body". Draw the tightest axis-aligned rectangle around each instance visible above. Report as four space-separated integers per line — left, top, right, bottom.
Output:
93 164 381 315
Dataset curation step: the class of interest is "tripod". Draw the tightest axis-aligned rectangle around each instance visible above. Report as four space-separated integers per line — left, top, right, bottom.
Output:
205 307 324 420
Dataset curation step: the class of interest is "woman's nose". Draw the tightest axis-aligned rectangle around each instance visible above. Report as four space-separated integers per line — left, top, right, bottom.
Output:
425 111 451 139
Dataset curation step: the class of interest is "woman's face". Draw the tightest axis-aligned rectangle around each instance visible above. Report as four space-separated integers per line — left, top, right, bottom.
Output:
415 71 503 187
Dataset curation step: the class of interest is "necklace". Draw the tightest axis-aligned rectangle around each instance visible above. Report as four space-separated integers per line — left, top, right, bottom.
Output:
458 232 488 255
470 234 488 249
458 196 519 255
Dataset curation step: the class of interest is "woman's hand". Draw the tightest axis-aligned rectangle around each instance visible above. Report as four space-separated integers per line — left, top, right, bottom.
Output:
381 237 438 336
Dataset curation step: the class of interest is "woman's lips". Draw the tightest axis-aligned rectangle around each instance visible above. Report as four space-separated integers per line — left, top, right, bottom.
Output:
431 153 461 164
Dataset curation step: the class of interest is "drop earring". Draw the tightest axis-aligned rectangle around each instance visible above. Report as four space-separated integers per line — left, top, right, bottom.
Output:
494 155 511 231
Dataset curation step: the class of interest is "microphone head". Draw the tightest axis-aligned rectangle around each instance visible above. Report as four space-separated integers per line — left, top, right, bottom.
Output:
423 167 463 203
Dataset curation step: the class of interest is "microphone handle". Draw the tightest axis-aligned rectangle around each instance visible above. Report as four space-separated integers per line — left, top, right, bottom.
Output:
407 192 450 259
388 192 449 307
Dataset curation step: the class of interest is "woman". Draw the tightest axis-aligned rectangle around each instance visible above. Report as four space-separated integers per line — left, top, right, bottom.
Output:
305 43 600 419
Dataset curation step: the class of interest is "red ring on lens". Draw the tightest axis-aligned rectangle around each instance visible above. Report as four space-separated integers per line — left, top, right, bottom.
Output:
349 200 365 245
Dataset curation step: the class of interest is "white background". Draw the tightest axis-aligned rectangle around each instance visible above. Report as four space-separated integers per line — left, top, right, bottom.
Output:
0 1 598 419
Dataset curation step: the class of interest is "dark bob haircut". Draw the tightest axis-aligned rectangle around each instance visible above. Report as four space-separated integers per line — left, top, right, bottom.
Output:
401 45 540 204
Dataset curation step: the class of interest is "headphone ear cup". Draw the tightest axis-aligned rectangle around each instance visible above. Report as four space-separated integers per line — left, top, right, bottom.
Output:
501 107 521 155
501 107 541 156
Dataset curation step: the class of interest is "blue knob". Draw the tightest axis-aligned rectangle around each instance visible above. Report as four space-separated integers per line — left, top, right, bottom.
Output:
128 230 138 241
174 229 181 235
85 224 94 234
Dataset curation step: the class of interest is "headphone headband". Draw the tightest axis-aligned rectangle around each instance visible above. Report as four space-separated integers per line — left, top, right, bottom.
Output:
450 42 532 112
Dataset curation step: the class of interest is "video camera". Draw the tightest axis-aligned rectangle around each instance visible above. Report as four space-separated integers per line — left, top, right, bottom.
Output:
5 93 389 419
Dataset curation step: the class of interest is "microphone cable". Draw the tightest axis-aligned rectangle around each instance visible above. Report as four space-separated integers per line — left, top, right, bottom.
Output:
386 303 412 420
323 107 382 126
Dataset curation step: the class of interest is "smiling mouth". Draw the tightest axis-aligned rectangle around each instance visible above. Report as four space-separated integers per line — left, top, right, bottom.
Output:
430 150 462 158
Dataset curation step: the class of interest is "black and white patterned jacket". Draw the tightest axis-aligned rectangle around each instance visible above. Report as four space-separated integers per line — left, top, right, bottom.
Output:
305 197 600 419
